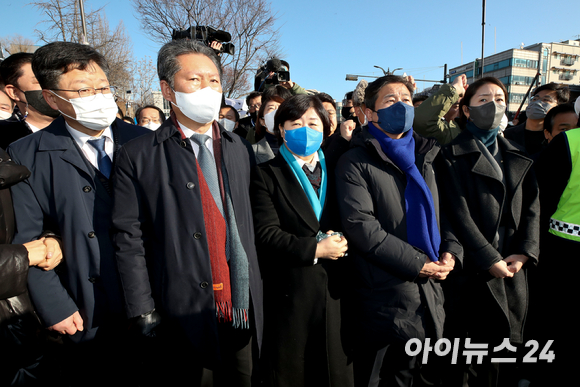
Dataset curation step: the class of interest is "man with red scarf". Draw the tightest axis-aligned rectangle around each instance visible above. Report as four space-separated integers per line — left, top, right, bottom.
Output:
111 39 262 386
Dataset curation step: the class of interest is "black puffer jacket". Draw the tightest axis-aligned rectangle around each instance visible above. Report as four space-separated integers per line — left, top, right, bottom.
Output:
335 127 462 347
0 147 34 323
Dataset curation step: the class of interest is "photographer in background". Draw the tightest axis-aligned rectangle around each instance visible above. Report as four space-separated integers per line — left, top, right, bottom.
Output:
255 58 308 95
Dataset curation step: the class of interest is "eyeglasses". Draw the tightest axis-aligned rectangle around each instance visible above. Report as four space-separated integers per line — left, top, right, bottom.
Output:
51 86 117 101
530 95 557 104
140 118 160 124
249 103 262 109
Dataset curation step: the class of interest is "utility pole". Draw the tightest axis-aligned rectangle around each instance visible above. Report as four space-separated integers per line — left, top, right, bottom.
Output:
79 0 89 45
481 0 486 78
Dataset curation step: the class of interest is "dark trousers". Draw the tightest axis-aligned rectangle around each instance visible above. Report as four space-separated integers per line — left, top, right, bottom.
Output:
137 321 254 387
41 322 138 387
353 343 416 387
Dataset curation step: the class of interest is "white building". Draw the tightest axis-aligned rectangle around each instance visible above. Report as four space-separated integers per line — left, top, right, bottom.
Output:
449 39 580 114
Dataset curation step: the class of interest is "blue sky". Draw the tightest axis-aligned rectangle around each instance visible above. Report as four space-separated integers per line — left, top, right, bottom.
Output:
1 0 578 102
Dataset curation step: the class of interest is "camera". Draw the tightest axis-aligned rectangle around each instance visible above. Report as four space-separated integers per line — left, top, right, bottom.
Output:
172 26 235 56
254 58 291 91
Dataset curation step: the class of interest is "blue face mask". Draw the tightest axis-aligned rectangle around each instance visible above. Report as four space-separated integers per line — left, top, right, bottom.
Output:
283 126 323 157
373 101 415 135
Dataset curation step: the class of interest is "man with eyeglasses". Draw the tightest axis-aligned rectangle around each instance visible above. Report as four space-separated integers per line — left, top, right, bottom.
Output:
7 41 148 385
504 82 570 156
237 91 261 139
135 104 166 130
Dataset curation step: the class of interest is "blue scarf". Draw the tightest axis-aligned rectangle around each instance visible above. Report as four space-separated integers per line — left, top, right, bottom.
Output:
279 144 327 221
367 123 440 261
466 120 500 148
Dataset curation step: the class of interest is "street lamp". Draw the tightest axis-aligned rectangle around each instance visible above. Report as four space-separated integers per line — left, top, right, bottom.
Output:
374 65 388 76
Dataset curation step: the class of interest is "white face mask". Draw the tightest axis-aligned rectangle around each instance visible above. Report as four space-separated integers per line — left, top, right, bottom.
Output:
357 107 368 126
217 118 236 132
263 110 277 134
499 113 508 131
171 87 222 125
0 110 12 120
51 92 118 131
143 121 161 130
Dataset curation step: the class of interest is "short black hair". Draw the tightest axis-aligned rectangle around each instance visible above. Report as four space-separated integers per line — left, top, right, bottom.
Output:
263 85 292 101
32 42 110 90
544 103 577 134
532 83 570 105
274 94 330 139
0 52 33 88
220 103 240 122
364 75 414 112
157 39 222 89
135 105 166 124
344 91 354 101
245 91 262 106
316 92 336 109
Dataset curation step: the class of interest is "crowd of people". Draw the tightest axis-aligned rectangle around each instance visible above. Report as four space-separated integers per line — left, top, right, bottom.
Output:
0 37 579 387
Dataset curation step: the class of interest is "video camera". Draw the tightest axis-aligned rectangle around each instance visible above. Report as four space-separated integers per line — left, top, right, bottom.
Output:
172 26 235 56
254 58 291 91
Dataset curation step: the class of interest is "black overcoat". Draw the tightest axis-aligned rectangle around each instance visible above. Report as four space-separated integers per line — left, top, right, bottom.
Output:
250 150 352 387
334 128 462 348
111 119 263 364
436 130 540 344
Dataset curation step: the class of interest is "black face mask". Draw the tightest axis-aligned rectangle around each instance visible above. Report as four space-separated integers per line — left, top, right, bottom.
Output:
341 106 353 120
23 90 60 118
249 111 258 122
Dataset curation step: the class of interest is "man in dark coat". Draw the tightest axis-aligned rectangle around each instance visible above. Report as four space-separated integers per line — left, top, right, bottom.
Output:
335 75 462 387
8 42 148 385
111 39 262 387
0 52 60 149
504 83 569 156
0 148 63 385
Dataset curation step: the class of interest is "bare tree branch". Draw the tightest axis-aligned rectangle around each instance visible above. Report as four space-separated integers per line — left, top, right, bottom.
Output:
130 0 280 97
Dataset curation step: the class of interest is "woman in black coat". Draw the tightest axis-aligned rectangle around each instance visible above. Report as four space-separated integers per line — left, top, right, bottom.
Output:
250 95 352 387
435 77 540 386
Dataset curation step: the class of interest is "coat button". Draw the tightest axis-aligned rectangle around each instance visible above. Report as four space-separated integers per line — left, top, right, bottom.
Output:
83 186 92 193
88 277 97 283
181 140 188 148
186 182 195 190
88 231 96 238
200 281 209 289
193 232 202 239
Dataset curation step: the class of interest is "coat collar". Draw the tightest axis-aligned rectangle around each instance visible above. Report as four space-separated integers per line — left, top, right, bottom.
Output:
450 130 533 189
266 152 320 233
155 117 235 145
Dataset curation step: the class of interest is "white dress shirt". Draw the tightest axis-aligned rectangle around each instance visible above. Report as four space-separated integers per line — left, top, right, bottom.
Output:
292 151 319 172
178 120 214 158
65 122 114 170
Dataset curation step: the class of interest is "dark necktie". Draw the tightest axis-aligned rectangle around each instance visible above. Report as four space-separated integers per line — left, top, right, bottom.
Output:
302 162 321 194
190 133 224 216
87 137 112 178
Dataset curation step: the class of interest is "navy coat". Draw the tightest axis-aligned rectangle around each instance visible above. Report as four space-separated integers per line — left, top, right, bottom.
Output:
111 119 263 363
8 117 148 342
